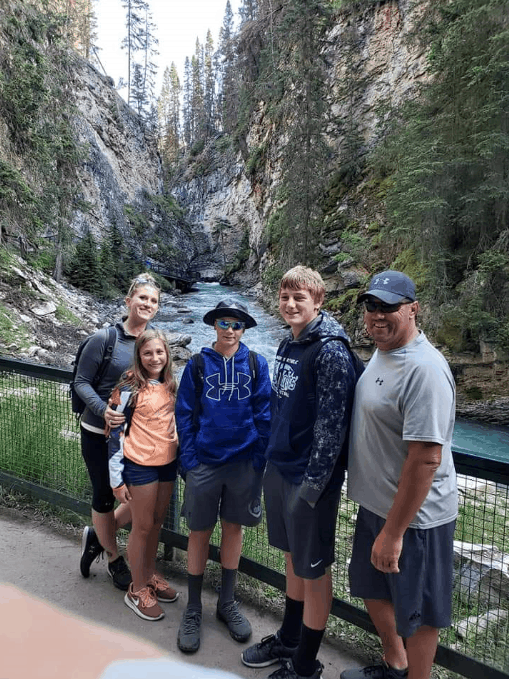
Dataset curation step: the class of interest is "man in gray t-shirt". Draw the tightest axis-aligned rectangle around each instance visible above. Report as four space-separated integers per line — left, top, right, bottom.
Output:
341 271 457 679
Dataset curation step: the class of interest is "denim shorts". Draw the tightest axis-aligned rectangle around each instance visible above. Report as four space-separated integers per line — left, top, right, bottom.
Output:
349 506 456 637
122 457 177 486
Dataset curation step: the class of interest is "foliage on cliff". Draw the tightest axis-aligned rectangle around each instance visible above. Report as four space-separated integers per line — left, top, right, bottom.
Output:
369 0 509 353
223 0 509 355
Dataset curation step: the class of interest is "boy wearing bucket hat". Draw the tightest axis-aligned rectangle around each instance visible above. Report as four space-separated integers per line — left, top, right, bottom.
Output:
175 300 271 654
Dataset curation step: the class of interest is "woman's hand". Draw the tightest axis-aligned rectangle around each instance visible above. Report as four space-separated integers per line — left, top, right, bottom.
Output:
104 404 125 429
113 484 131 504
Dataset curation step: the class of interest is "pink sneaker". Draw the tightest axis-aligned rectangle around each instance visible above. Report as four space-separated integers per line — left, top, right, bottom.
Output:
148 572 179 603
124 584 164 621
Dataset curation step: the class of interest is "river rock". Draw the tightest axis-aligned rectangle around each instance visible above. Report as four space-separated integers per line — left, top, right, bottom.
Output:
165 333 192 347
31 301 57 317
182 318 194 324
170 346 192 363
454 540 509 608
455 608 507 639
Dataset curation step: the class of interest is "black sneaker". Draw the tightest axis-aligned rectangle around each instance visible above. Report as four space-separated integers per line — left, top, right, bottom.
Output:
80 526 103 578
242 631 297 668
269 658 323 679
177 607 202 653
107 555 132 591
340 663 408 679
216 599 252 643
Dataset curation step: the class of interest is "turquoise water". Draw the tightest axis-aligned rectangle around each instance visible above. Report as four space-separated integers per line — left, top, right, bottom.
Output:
453 418 509 463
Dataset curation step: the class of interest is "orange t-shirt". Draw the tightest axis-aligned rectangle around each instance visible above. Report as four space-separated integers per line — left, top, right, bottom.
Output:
121 383 178 467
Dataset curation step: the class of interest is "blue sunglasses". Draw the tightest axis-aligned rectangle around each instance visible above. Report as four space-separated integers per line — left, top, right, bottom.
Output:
216 319 245 330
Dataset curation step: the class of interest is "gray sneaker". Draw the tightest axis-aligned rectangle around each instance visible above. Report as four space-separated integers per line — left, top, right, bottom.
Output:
177 607 202 653
269 658 323 679
242 631 297 668
216 600 252 642
340 663 408 679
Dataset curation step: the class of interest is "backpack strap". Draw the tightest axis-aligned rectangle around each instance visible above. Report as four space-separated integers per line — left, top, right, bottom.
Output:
92 326 117 388
190 353 205 429
300 336 364 408
248 350 258 387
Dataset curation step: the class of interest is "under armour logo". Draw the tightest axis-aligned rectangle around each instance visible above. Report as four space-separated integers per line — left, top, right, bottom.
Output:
204 372 252 401
373 277 390 285
376 377 384 385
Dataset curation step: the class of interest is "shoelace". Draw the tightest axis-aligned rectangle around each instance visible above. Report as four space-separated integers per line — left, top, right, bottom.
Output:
150 573 169 591
181 609 201 633
219 600 244 623
133 586 158 608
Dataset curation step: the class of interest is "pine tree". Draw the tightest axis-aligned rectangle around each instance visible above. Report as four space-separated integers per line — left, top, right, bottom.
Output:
239 0 258 25
140 3 159 112
204 30 216 138
217 1 237 134
374 0 509 348
183 56 192 147
191 39 205 142
68 231 100 293
261 0 334 267
120 0 148 106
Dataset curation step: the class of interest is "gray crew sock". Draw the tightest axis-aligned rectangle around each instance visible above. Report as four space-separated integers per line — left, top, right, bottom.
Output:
187 573 204 610
219 567 237 605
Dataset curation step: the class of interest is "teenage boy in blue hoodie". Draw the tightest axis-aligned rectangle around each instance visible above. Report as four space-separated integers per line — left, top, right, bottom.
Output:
242 266 359 679
175 300 271 654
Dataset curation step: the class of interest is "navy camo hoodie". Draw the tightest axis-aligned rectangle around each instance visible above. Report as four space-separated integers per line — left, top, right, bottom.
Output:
266 311 357 505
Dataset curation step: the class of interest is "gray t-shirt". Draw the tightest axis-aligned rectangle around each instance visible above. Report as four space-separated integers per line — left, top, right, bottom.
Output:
347 332 457 529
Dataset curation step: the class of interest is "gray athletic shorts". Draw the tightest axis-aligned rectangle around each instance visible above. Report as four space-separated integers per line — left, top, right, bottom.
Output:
349 506 456 638
263 462 344 580
181 458 263 531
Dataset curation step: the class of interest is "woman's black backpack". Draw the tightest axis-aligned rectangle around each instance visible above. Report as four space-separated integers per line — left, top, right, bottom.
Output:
69 326 117 417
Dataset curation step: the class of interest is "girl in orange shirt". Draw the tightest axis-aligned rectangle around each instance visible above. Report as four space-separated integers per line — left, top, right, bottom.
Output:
108 328 179 621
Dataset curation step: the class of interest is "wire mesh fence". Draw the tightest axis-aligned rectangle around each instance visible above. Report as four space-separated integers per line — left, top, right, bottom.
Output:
0 357 508 679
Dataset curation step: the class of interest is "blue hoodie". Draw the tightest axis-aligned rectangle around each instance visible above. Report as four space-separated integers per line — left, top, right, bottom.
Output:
176 341 271 472
267 311 357 505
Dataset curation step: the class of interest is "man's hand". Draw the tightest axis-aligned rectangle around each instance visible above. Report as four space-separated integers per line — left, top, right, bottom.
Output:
113 484 131 504
371 527 402 573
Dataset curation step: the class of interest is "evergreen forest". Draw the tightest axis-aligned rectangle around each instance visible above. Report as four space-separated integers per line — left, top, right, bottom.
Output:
0 0 508 359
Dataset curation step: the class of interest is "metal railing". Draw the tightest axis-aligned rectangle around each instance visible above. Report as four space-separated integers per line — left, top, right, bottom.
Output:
0 356 508 679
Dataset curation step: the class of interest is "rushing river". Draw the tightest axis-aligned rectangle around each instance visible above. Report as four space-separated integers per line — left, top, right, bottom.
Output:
156 282 286 372
156 282 509 462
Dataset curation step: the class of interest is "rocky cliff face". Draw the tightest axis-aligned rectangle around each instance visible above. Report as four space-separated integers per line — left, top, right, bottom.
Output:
69 57 195 267
171 0 426 289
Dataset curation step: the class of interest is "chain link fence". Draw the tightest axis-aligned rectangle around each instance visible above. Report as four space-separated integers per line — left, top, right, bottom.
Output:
0 357 508 678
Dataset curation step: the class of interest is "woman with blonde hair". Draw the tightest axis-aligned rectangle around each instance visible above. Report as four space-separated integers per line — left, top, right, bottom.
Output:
75 274 161 590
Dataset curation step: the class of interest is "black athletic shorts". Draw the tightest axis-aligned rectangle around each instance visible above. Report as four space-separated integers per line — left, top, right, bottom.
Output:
263 462 344 580
349 506 456 637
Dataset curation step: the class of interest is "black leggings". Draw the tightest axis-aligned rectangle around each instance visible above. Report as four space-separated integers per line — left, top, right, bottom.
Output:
80 428 115 513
